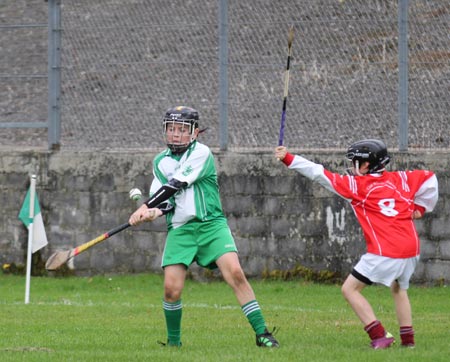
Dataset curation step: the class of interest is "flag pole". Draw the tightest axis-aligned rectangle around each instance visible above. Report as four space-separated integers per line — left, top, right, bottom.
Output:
25 174 37 304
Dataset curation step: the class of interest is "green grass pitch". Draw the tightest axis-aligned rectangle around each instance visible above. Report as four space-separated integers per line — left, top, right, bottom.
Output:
1 273 449 361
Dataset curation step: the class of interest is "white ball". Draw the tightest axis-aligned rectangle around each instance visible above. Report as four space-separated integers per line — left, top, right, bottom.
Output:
129 188 142 201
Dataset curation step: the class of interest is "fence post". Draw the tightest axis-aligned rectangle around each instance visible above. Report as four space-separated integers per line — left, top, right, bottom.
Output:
398 0 409 152
48 0 62 150
218 0 229 151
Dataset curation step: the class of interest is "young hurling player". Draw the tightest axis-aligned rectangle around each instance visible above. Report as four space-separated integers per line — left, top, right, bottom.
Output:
129 106 279 348
275 139 438 349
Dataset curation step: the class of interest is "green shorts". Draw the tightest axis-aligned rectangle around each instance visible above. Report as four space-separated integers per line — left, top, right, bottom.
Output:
162 219 238 269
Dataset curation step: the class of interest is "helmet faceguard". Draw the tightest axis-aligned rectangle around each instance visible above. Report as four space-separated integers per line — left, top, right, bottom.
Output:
163 106 199 154
345 139 391 175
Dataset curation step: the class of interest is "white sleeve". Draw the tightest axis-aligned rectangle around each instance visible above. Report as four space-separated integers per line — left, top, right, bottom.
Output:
149 173 163 197
288 155 336 193
172 144 211 186
414 174 438 212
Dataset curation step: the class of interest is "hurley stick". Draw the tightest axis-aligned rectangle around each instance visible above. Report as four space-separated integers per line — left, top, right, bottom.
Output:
45 222 130 271
278 25 295 146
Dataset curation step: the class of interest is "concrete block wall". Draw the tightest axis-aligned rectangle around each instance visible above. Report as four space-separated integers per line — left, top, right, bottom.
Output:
0 148 448 284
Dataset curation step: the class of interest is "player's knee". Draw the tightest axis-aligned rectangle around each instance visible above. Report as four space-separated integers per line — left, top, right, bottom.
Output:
164 289 181 302
341 283 352 300
341 284 347 298
164 283 182 302
228 266 247 286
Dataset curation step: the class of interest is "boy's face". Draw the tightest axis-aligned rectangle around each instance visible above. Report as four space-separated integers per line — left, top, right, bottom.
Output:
353 161 370 176
165 121 199 148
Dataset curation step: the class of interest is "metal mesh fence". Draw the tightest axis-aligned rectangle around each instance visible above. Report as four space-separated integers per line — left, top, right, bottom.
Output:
0 0 48 147
1 0 449 150
59 0 220 150
408 3 450 148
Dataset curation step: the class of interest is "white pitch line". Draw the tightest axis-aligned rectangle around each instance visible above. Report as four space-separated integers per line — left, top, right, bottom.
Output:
0 300 345 314
15 301 339 314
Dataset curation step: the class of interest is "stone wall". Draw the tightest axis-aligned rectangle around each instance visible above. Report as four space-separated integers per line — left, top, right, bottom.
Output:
1 148 448 284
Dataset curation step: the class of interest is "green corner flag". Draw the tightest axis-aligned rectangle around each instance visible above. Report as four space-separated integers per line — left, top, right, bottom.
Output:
19 188 48 253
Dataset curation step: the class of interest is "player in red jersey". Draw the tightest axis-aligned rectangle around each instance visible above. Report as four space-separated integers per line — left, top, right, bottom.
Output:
275 139 438 349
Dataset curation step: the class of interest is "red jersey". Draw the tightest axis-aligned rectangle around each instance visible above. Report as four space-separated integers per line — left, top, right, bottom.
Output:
283 153 438 258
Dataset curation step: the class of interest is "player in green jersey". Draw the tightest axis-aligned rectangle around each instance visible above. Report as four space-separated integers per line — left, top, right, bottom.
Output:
129 106 278 348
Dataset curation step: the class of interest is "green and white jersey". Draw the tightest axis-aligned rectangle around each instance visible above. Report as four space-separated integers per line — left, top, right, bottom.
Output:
150 141 226 229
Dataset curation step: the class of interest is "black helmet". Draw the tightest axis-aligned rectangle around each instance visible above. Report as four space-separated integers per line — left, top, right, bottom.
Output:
346 139 390 174
163 106 199 154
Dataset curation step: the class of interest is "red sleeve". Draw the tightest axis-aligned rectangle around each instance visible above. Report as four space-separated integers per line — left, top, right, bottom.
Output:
282 152 295 166
414 204 425 216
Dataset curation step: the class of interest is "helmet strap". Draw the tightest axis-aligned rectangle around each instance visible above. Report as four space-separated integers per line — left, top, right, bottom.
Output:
353 160 363 176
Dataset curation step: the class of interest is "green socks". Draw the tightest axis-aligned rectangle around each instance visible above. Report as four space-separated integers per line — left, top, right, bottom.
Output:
163 299 266 344
241 300 266 335
163 299 182 346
